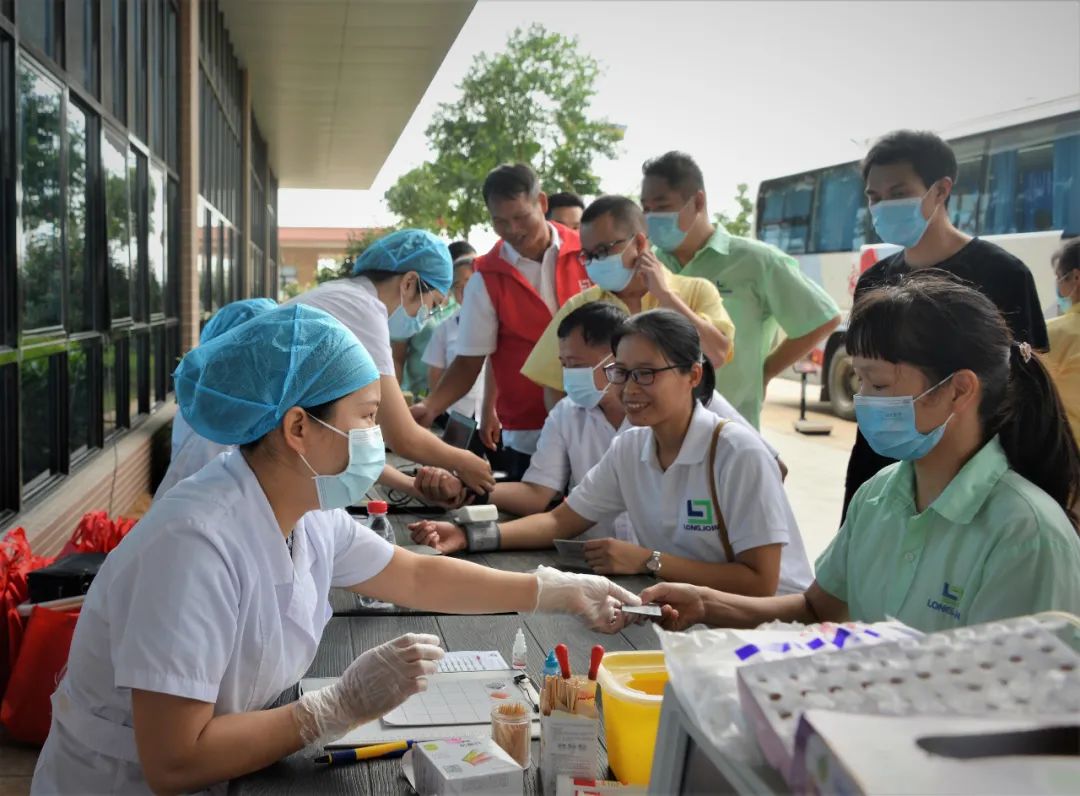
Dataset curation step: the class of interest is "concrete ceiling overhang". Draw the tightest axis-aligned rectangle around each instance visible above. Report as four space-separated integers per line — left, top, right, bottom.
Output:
221 0 475 189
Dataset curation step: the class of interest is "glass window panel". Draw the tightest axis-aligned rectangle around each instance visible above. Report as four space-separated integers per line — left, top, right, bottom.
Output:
165 2 178 166
812 166 863 252
166 323 178 393
18 61 63 332
950 157 984 235
1 0 10 20
67 102 93 332
131 0 146 140
148 165 165 316
1015 144 1055 233
69 341 96 457
20 354 57 488
103 131 130 319
784 183 815 220
981 150 1018 235
198 205 210 318
166 178 178 317
67 0 99 96
150 0 163 155
16 0 62 63
110 0 126 122
128 149 144 320
103 337 118 435
1053 133 1080 235
133 330 147 416
153 326 165 403
212 220 224 311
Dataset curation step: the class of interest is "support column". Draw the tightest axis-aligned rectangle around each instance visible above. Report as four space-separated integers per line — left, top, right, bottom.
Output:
241 68 252 298
178 0 200 353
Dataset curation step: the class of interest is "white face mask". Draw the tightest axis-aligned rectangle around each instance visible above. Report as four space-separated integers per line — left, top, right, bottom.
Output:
297 414 386 510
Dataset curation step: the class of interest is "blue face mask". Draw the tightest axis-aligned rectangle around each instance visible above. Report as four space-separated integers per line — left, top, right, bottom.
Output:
646 200 692 252
869 190 932 249
300 416 386 510
387 281 430 341
562 357 612 409
1059 295 1073 315
586 248 635 293
854 374 954 461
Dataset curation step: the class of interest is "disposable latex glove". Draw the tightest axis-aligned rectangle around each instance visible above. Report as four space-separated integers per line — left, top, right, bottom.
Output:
533 565 642 633
294 633 444 746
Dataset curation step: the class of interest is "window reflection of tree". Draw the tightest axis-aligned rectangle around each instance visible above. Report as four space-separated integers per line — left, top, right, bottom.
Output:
104 134 131 320
67 102 90 332
19 357 51 487
18 63 63 332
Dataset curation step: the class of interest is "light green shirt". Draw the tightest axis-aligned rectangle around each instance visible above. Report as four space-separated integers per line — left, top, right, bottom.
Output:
815 436 1080 633
401 299 458 395
656 227 839 427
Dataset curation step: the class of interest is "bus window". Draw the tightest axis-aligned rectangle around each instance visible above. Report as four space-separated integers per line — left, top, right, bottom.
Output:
949 156 984 234
812 165 863 252
1016 143 1054 232
1053 133 1080 235
982 150 1018 234
759 177 815 254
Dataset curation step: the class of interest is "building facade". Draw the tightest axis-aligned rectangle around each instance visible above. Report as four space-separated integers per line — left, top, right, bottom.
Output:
1 0 473 553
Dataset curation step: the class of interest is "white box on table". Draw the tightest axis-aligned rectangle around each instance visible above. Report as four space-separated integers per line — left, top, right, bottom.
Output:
792 710 1080 796
540 709 600 796
411 737 524 796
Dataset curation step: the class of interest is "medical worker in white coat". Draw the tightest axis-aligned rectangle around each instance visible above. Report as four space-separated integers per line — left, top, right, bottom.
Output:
31 305 638 795
156 297 277 500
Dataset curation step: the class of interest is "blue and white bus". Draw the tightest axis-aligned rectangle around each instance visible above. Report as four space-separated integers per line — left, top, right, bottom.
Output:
756 99 1080 418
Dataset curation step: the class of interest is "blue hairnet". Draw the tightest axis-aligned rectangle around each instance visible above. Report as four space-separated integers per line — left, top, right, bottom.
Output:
199 297 278 344
174 304 380 446
352 228 452 295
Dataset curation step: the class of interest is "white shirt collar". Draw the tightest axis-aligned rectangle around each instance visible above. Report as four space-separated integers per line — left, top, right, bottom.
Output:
501 223 562 266
639 402 718 468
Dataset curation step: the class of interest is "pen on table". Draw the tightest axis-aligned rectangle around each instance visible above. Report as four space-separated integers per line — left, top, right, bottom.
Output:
554 643 571 678
312 740 416 766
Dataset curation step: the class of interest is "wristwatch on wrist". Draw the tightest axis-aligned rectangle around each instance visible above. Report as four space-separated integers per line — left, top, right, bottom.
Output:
645 550 662 576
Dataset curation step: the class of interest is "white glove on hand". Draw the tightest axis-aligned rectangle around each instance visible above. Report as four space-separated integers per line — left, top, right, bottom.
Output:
294 633 444 746
533 565 642 633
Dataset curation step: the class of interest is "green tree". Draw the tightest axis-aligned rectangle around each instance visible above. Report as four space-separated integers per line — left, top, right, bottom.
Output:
386 24 622 237
714 183 755 238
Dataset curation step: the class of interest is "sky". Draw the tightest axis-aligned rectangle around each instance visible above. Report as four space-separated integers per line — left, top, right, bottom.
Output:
278 0 1080 249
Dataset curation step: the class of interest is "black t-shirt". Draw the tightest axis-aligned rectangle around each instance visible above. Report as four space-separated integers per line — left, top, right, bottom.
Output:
841 237 1050 519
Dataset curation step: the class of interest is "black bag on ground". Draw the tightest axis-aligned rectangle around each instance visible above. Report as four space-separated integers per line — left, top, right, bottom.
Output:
27 552 107 603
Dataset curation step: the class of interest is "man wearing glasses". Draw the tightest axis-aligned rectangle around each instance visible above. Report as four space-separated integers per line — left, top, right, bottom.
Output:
522 195 734 409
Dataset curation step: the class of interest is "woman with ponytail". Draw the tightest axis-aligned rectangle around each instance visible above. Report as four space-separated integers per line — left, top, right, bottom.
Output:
411 309 813 597
643 274 1080 633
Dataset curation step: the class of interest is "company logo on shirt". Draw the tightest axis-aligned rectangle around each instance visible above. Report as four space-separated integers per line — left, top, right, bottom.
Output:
926 581 964 621
683 499 718 532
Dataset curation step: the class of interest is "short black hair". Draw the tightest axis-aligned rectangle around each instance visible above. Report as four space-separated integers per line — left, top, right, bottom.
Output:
482 163 540 205
581 195 646 234
861 130 958 188
641 151 704 199
546 192 585 215
556 301 629 348
448 240 476 263
1053 236 1080 276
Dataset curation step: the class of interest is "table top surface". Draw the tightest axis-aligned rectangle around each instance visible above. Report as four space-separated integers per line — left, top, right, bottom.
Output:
230 498 661 795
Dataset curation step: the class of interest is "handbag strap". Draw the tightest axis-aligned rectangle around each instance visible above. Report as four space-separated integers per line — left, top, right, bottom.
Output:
707 420 735 563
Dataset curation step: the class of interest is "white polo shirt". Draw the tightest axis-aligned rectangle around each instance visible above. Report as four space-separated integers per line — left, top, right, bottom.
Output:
527 392 781 543
32 450 395 794
455 224 563 454
422 308 485 419
283 276 396 377
565 402 812 595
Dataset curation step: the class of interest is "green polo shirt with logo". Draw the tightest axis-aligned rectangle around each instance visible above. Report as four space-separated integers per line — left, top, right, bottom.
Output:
656 227 839 428
815 436 1080 633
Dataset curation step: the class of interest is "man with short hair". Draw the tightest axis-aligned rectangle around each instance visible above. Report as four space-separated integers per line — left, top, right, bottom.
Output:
842 129 1049 517
641 151 841 428
522 195 734 405
410 164 592 479
546 191 586 231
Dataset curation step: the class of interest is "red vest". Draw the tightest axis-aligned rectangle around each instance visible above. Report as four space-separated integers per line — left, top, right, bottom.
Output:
476 222 591 431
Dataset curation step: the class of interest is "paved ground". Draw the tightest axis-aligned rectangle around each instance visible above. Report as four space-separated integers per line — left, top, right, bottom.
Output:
758 376 856 565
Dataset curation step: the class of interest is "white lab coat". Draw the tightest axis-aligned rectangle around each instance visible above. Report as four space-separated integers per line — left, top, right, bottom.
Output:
155 412 231 500
32 450 395 795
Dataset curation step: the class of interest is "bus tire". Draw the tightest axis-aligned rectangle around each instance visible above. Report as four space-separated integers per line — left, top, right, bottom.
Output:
827 350 857 421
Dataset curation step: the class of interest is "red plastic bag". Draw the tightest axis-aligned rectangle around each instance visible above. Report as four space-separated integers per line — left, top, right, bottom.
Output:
58 511 137 557
0 606 80 744
0 528 55 692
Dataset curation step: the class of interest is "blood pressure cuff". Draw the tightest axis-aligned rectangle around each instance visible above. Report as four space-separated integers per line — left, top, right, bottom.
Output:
27 553 106 604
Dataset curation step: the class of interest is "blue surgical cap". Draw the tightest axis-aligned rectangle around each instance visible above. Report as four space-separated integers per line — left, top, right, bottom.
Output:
352 228 452 295
174 304 380 446
199 298 277 344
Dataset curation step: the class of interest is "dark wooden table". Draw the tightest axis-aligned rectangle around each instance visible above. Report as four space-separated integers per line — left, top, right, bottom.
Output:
231 498 660 794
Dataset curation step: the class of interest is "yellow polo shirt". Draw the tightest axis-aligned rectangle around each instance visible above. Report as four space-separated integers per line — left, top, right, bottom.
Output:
1044 304 1080 449
520 271 736 391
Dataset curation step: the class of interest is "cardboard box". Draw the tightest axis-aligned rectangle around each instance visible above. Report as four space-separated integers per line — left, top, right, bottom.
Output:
540 710 600 795
411 737 524 795
792 710 1080 796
